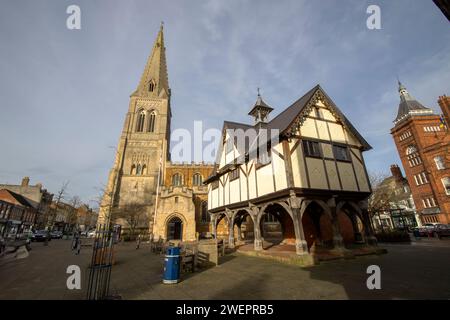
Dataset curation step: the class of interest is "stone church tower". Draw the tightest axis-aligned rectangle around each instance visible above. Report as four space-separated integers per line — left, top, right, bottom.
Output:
98 24 171 230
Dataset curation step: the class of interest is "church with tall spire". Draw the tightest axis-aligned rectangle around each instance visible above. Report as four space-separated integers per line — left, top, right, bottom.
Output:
391 81 450 225
98 25 213 241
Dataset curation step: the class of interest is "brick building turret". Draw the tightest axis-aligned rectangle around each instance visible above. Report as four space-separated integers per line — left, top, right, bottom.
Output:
391 82 450 224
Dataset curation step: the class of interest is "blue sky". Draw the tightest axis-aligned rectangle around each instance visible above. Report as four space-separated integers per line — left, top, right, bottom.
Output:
0 0 449 206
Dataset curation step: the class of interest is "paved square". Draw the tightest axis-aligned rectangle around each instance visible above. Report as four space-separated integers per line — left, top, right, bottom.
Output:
1 239 449 299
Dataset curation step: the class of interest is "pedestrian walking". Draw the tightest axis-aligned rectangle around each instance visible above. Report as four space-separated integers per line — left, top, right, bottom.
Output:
44 231 49 246
75 237 81 255
72 231 80 253
136 234 141 250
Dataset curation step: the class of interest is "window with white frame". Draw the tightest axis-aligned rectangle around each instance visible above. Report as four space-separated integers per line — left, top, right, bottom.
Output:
406 145 422 167
421 172 428 183
434 156 445 170
414 172 429 185
424 126 441 132
422 197 438 208
442 177 450 195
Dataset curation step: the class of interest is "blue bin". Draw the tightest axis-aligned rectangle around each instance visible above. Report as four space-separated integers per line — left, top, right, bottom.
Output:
163 246 180 284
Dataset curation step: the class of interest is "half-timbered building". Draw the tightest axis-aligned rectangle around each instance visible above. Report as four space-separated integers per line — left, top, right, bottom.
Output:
205 85 377 256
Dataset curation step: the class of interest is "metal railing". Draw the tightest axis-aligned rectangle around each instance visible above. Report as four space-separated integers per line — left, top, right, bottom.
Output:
86 224 118 300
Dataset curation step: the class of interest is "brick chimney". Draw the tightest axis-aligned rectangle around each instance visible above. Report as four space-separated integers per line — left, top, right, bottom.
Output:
438 95 450 128
21 176 30 187
390 165 403 182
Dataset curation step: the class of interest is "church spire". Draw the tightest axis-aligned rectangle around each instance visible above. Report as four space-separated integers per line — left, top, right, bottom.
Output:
132 23 170 98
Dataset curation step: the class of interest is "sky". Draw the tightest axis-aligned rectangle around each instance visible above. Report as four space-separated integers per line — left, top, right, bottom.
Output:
0 0 449 206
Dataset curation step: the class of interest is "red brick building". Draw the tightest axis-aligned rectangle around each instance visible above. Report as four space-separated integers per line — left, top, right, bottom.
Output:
391 82 450 224
0 189 37 237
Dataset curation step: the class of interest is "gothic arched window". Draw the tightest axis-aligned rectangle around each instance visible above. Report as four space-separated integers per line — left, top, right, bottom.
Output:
172 173 182 186
149 80 155 92
148 111 156 132
193 173 203 186
142 164 147 175
201 201 209 223
136 164 142 175
130 164 136 175
136 110 146 132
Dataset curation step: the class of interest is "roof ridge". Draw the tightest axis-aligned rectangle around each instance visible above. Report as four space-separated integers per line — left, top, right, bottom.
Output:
268 84 320 126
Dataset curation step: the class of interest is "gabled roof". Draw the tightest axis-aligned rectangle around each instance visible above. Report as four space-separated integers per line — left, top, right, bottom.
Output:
268 84 372 150
213 120 253 164
267 85 318 133
204 84 372 183
0 189 36 208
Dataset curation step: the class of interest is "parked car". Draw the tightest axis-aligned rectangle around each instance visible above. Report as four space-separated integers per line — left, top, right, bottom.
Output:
31 230 51 242
431 224 450 239
16 231 34 241
50 231 63 239
87 230 96 238
412 227 429 237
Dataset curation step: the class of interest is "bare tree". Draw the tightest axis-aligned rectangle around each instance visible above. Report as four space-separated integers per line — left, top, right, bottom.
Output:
67 196 82 232
111 202 149 239
368 172 391 213
368 171 405 232
46 181 70 229
92 183 114 228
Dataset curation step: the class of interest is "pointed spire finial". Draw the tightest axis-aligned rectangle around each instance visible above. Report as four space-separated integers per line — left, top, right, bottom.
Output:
160 21 164 30
132 24 169 97
257 87 260 97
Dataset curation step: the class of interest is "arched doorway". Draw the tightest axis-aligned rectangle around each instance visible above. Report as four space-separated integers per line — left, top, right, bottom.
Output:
216 213 229 240
301 201 333 250
167 216 183 240
233 210 254 243
338 203 366 245
260 203 295 247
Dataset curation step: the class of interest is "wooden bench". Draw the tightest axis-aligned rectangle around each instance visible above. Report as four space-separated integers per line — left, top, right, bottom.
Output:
181 253 195 273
